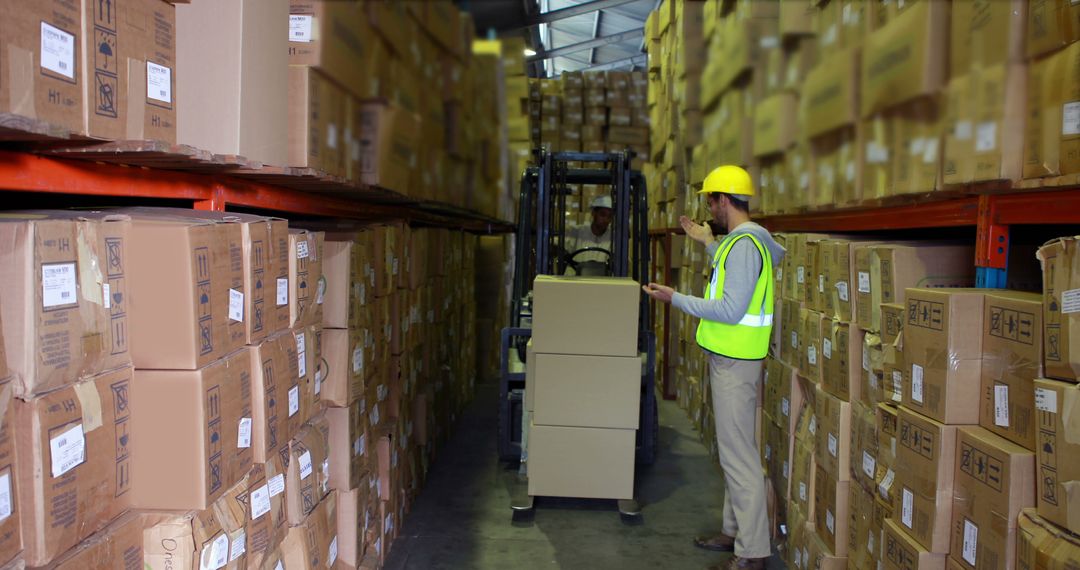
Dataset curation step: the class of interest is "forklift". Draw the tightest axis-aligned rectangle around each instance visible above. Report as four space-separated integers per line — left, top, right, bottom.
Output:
498 149 658 515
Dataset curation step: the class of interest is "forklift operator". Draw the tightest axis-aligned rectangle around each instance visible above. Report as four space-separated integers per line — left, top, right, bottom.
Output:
563 195 614 275
642 165 785 570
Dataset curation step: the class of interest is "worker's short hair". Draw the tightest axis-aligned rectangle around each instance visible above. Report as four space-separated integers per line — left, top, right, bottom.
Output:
709 192 751 213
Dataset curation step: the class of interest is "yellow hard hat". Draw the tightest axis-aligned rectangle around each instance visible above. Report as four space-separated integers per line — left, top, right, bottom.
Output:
699 165 754 198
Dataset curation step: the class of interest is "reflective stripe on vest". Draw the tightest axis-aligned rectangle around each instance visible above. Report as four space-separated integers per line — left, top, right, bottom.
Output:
695 232 775 360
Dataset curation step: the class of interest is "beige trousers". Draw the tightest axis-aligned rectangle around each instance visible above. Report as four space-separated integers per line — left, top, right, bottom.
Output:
708 353 770 559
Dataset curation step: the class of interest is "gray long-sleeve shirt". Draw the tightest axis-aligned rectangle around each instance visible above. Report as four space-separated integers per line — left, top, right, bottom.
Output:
671 222 785 325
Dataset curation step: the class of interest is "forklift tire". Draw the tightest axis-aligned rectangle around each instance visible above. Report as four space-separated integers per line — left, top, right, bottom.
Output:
636 395 659 465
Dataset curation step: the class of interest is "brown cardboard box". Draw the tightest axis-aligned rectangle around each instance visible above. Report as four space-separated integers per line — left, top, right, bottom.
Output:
0 213 131 396
527 424 635 500
336 477 370 568
823 319 864 403
176 0 289 165
531 276 640 357
861 0 948 117
1026 0 1080 59
15 366 133 566
357 101 420 194
979 292 1043 450
753 92 797 157
0 380 18 566
142 509 230 570
286 413 331 526
894 406 961 553
126 211 245 369
288 66 346 177
322 239 364 330
320 328 365 408
765 357 803 435
248 332 306 464
903 289 985 425
815 385 852 482
944 63 1027 185
300 324 324 425
247 456 288 568
288 1 370 99
851 400 879 492
289 230 325 329
1038 236 1080 381
802 47 860 139
949 427 1035 570
815 463 851 556
281 488 338 570
849 481 878 569
131 350 253 511
857 244 975 333
0 0 84 132
803 310 827 384
81 0 175 142
48 511 142 570
1024 42 1080 179
883 518 948 570
1032 378 1080 534
877 403 900 502
790 437 816 528
532 353 641 430
327 402 367 492
1016 508 1080 569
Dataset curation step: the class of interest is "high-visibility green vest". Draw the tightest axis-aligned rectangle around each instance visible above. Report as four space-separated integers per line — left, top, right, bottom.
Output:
695 233 774 360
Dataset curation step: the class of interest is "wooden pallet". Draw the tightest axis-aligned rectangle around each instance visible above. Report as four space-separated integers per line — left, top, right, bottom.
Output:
46 140 255 174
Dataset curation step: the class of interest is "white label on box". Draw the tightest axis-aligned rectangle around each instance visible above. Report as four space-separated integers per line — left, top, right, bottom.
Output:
288 385 299 417
975 121 997 153
828 433 838 457
818 274 825 293
316 277 325 305
911 364 924 403
299 450 313 480
297 240 310 259
868 531 875 554
802 547 809 568
955 120 974 140
794 548 802 569
797 266 805 284
791 331 798 349
146 62 172 103
327 123 338 150
809 415 817 435
229 289 244 322
1035 387 1058 413
314 368 321 394
863 348 871 371
296 333 307 377
782 397 790 418
892 371 903 402
40 22 75 79
230 531 246 561
250 483 271 519
1063 101 1080 136
354 434 365 457
799 482 807 501
863 451 876 479
353 347 363 373
372 404 380 426
759 35 779 49
808 345 817 365
845 161 856 183
799 172 810 189
275 561 284 570
50 423 85 477
910 137 927 157
290 15 314 42
276 278 288 305
269 473 285 496
923 138 940 164
994 385 1010 427
102 283 111 309
823 339 833 359
826 509 835 534
870 373 879 389
901 488 914 528
879 469 895 499
765 444 771 460
201 533 229 570
858 271 871 293
836 281 849 302
962 519 979 566
1063 288 1080 314
823 24 837 45
237 417 252 448
784 460 790 478
42 262 78 308
0 474 11 522
321 459 329 492
328 536 338 565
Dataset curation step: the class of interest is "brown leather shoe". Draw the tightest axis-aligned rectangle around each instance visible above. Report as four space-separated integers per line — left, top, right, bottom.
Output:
693 533 735 552
726 556 767 569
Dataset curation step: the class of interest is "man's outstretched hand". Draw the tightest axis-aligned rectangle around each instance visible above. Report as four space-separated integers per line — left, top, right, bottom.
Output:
643 283 675 304
680 216 715 246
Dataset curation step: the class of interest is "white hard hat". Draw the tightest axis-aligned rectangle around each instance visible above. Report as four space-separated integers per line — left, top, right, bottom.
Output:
590 195 613 210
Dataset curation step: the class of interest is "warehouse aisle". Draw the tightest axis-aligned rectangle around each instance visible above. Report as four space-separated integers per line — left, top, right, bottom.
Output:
384 381 786 570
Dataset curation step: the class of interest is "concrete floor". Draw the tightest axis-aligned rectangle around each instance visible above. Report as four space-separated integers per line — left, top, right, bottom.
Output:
384 381 787 570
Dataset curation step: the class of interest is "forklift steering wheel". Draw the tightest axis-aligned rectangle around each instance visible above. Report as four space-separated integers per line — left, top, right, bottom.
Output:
564 246 613 275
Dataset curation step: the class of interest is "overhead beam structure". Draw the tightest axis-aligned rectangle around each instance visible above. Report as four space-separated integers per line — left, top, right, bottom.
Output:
526 27 644 61
521 0 638 27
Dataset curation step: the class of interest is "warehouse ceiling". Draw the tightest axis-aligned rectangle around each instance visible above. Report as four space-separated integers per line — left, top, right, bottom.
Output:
457 0 655 77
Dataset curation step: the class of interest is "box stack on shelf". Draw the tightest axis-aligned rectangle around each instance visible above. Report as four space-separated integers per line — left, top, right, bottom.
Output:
0 209 479 569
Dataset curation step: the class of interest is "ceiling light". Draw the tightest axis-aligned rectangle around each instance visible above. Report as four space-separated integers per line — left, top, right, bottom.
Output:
524 48 537 56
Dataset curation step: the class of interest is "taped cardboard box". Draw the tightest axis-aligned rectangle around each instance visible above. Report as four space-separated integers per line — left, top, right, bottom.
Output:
288 66 346 177
0 0 84 133
949 427 1035 570
801 309 825 384
125 211 245 369
336 475 370 568
47 511 141 570
1026 0 1080 60
876 403 900 505
881 304 907 407
281 488 338 570
532 353 641 430
319 328 366 408
882 518 948 570
860 0 948 117
902 289 985 425
1016 508 1080 569
848 481 878 569
764 357 803 435
527 424 635 500
358 102 420 196
752 92 797 157
298 324 324 427
894 406 961 554
0 380 18 567
942 63 1026 186
1037 236 1080 382
288 1 370 99
851 400 880 492
1032 378 1080 535
289 230 325 329
814 463 850 556
823 319 864 403
327 401 367 492
814 384 852 482
856 243 975 333
0 212 132 397
131 350 253 511
248 331 304 464
246 456 288 568
979 292 1042 450
531 276 639 358
801 47 860 140
1024 42 1080 179
286 413 331 526
143 474 250 570
15 366 133 566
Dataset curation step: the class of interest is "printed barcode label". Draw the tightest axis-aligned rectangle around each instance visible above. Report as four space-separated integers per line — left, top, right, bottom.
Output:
146 62 173 103
328 536 338 565
268 473 285 496
230 531 246 561
1035 388 1058 413
297 240 310 259
808 345 817 365
50 423 86 478
296 333 307 377
791 331 798 349
353 347 364 373
975 121 997 153
288 385 300 417
863 451 876 478
103 283 111 309
901 488 914 528
42 262 78 308
0 474 11 521
962 519 979 565
201 533 229 570
858 271 871 293
797 266 805 284
237 418 252 448
229 289 244 322
826 509 835 534
40 22 75 79
809 415 817 435
782 397 790 417
911 364 924 403
878 469 895 499
994 385 1010 427
799 482 807 501
823 338 832 359
289 15 314 42
1063 101 1080 136
354 434 365 456
250 484 271 519
955 120 973 140
277 278 288 305
892 371 903 401
828 433 838 457
1063 288 1080 314
836 281 849 302
299 450 313 479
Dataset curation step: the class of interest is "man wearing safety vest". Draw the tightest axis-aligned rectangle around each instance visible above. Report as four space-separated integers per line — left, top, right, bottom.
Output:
643 165 785 570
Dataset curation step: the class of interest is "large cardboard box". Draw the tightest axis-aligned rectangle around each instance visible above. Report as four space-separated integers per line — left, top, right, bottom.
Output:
1026 0 1080 59
752 92 797 157
979 292 1043 450
289 230 325 329
527 424 635 500
248 332 305 464
80 0 175 142
357 102 420 194
144 473 250 570
532 353 641 430
322 239 365 331
336 478 370 569
949 427 1035 570
288 1 371 99
126 211 245 369
861 0 948 117
15 366 133 566
802 47 860 139
902 289 985 425
814 464 850 557
943 63 1027 185
823 319 864 403
1038 236 1080 381
1016 508 1080 569
815 385 852 482
176 0 288 164
531 276 640 357
894 406 960 554
0 213 131 396
1033 378 1080 535
0 380 18 567
1024 42 1080 179
0 0 84 132
848 475 878 569
131 350 253 511
858 244 975 333
49 511 142 570
286 413 331 526
281 488 338 570
883 518 948 570
327 402 367 492
320 328 366 408
288 66 346 177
